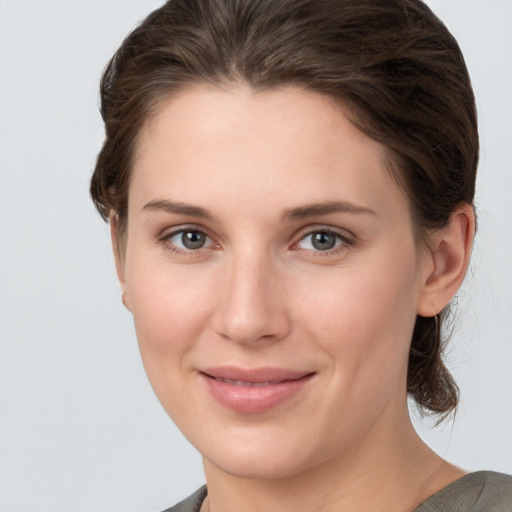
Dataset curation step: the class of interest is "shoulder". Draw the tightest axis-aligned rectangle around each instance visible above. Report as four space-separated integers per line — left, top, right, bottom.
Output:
160 486 207 512
414 471 512 512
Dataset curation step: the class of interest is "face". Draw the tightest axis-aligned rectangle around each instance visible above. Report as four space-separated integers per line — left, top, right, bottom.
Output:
119 84 432 480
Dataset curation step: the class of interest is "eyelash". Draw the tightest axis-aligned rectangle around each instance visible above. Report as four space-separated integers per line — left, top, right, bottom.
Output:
158 226 354 256
159 226 215 255
292 227 354 256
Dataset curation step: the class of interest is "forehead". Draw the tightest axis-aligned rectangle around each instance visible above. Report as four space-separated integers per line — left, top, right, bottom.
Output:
129 84 408 224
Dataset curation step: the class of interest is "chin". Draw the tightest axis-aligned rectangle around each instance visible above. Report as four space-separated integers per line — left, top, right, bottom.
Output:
206 451 309 481
198 427 327 481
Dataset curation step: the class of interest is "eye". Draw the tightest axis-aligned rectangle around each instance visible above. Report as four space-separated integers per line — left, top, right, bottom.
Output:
296 230 348 252
165 228 214 251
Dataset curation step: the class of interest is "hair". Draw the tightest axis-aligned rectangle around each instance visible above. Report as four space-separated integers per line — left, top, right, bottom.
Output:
90 0 478 417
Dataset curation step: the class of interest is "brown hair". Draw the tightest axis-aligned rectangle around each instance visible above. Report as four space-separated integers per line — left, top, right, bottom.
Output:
90 0 478 417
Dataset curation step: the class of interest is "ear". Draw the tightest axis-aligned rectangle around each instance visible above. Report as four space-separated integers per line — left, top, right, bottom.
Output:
110 214 131 311
417 203 475 317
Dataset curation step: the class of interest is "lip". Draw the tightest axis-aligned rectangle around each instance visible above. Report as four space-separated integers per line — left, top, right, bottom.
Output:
199 366 315 414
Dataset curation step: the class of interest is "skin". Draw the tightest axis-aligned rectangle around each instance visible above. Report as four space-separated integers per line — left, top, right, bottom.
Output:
113 84 474 512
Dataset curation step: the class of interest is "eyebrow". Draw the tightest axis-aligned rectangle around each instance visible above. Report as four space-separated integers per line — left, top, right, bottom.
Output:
142 199 215 220
281 200 376 220
142 198 376 221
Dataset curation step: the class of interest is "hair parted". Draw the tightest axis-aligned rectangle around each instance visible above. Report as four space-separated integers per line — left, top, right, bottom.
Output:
90 0 478 417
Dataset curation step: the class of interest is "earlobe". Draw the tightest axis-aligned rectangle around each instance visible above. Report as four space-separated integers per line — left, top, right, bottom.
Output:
417 203 475 317
110 214 131 311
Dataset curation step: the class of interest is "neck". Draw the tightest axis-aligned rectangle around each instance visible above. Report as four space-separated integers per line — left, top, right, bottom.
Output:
201 411 464 512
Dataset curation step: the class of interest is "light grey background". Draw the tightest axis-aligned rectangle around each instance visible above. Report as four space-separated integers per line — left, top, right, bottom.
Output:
0 1 511 511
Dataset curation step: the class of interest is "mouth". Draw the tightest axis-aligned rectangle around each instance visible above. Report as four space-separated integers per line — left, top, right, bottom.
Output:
199 367 316 414
207 378 275 387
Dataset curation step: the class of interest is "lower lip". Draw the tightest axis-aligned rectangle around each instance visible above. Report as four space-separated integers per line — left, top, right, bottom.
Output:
201 374 314 414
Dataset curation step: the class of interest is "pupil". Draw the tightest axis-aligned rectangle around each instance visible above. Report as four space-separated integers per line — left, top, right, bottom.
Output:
182 231 206 249
312 232 336 250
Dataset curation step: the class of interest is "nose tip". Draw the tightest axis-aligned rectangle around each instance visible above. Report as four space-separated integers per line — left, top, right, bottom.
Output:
216 317 279 346
213 259 290 346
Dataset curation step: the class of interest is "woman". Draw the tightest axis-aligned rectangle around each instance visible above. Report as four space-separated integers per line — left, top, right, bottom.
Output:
90 0 512 510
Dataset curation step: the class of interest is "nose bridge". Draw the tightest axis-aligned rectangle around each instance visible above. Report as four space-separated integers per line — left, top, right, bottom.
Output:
214 247 289 345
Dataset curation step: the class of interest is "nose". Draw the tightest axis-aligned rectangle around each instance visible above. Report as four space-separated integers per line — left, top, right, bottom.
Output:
212 253 291 346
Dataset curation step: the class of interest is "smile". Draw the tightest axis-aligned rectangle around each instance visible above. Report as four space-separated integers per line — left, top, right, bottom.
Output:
199 367 315 414
214 379 274 387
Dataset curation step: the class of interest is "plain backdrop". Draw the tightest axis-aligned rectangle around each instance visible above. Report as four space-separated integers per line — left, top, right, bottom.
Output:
0 1 511 511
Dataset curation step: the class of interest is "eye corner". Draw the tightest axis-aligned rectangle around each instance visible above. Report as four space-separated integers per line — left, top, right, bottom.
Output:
158 225 219 255
291 226 355 256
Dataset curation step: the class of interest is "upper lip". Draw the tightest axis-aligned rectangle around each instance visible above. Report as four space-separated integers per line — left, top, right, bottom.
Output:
200 366 315 384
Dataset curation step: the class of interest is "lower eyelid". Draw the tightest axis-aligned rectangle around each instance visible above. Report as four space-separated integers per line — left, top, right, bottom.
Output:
296 230 351 249
158 226 353 254
159 228 215 251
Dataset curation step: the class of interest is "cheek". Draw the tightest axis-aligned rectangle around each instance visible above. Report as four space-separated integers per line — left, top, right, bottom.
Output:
296 254 420 396
124 252 214 383
125 268 219 426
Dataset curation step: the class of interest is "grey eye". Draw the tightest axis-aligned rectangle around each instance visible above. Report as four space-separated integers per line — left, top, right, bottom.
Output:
297 230 345 251
169 230 211 250
311 232 337 250
181 231 206 249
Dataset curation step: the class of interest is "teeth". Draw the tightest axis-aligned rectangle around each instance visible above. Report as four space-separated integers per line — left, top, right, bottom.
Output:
218 378 272 386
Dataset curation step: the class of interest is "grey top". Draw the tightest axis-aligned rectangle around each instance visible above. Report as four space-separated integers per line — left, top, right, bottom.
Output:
413 472 512 512
162 471 512 512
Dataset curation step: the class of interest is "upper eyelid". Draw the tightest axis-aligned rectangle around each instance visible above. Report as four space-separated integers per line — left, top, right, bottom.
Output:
157 224 354 248
296 231 349 246
160 224 211 239
159 226 215 246
294 225 354 242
